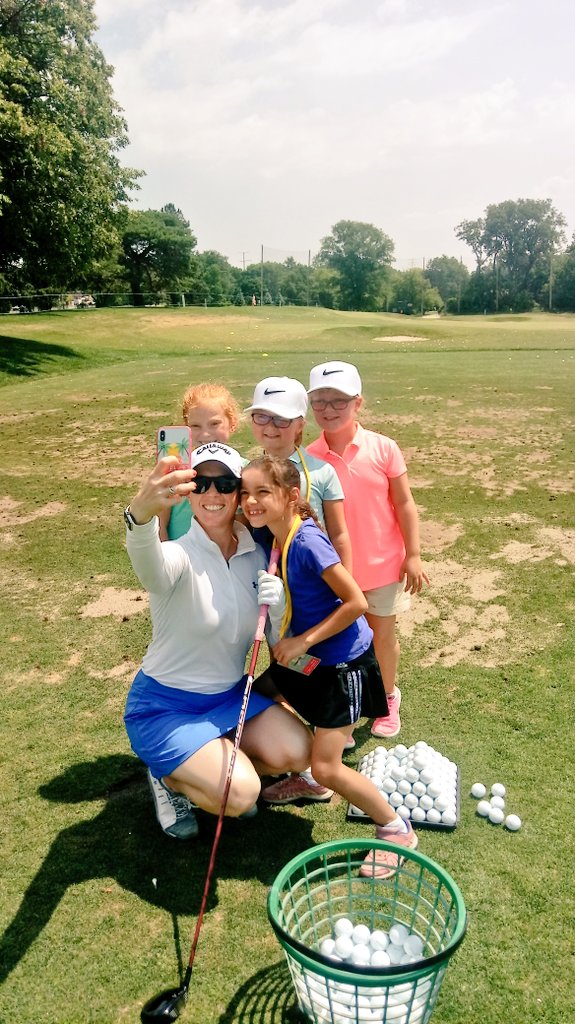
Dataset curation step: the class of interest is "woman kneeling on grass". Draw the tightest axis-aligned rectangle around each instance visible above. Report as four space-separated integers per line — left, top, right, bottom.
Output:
123 442 312 840
240 455 420 878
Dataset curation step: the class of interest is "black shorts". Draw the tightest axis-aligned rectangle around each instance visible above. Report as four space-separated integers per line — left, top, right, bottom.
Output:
261 642 388 729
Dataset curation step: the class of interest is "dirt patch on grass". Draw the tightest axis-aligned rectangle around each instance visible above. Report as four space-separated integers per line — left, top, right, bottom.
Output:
80 587 148 619
0 498 67 526
373 335 423 342
491 526 575 566
420 520 463 553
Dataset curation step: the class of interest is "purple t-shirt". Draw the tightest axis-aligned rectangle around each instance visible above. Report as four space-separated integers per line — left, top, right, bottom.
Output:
286 519 373 664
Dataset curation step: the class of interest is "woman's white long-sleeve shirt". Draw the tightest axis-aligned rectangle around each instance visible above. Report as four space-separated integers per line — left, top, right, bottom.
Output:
126 517 266 692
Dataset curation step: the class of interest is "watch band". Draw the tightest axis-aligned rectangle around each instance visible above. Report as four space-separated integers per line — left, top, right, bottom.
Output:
123 506 139 530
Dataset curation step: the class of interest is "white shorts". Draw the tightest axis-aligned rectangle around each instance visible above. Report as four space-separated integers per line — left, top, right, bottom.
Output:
363 581 411 617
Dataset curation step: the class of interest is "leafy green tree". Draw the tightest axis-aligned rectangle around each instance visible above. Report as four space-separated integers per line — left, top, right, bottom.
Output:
120 206 196 301
455 199 566 311
390 269 442 315
0 0 139 292
425 256 469 312
552 237 575 312
316 220 394 311
186 250 238 306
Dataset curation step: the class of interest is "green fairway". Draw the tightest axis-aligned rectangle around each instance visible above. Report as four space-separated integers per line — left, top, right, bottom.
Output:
1 306 574 1024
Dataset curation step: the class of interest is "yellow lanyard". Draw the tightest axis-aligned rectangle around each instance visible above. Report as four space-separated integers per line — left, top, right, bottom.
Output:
274 514 302 639
294 447 311 502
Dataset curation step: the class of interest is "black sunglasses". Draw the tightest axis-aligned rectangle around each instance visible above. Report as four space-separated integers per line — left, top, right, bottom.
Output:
193 475 240 495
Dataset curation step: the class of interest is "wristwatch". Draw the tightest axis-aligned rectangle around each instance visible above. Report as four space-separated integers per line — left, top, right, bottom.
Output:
123 506 140 530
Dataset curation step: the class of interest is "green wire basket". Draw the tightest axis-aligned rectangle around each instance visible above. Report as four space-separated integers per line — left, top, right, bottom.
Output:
268 839 467 1024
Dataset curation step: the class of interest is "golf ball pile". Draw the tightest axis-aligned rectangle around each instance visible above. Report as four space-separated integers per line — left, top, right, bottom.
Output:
319 917 427 968
289 919 437 1024
351 742 458 827
470 781 522 830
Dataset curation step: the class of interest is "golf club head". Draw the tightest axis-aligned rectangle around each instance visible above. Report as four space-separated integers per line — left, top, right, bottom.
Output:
140 985 188 1022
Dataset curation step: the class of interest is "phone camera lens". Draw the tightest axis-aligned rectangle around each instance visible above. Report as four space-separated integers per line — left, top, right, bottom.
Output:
160 430 165 441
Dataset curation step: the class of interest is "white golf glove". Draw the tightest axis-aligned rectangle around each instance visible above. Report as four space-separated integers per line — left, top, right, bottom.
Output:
257 569 286 646
257 570 286 610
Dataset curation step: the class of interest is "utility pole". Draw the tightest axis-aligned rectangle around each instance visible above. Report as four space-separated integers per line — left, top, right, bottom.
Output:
242 252 248 272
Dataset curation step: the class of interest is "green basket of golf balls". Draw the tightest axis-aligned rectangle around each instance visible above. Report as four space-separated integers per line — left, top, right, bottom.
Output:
268 839 466 1024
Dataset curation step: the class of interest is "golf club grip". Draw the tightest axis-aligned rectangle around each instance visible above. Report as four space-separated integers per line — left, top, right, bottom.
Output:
254 546 281 641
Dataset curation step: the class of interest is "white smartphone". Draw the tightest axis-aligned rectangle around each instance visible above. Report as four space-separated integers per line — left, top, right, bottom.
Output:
156 426 192 466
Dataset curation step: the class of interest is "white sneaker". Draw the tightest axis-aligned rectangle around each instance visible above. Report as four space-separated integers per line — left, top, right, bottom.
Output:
147 769 199 839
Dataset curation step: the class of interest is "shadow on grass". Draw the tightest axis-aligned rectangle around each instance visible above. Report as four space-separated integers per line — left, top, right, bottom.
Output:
0 334 83 378
0 754 314 986
219 961 303 1023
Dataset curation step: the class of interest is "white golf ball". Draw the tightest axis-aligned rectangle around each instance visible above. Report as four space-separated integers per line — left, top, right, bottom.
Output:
505 813 522 831
411 806 426 821
412 781 426 797
334 917 354 937
334 934 354 959
441 810 457 826
470 782 486 798
350 943 371 965
433 794 449 812
370 948 391 968
419 794 433 811
352 923 371 946
491 783 506 797
404 792 419 809
476 800 491 817
403 933 425 958
488 805 505 824
387 943 405 964
389 923 410 946
426 807 442 824
490 795 505 809
370 929 389 950
320 937 336 957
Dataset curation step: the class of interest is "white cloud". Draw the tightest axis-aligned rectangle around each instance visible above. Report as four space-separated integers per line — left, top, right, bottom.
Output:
94 0 575 262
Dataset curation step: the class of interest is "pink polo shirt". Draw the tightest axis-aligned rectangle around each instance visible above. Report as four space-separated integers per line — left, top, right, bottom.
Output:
307 423 407 591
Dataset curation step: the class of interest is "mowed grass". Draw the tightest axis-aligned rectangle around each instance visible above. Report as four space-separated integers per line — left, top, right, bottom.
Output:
0 306 574 1024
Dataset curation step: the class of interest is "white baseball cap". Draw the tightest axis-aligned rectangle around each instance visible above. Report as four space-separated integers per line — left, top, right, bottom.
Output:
308 361 362 397
245 377 308 419
191 442 243 478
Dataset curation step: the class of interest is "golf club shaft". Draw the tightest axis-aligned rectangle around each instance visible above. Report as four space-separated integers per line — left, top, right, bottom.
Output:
183 547 280 987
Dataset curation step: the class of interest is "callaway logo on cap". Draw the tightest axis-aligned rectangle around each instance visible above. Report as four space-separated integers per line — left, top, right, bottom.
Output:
191 442 243 477
195 443 233 457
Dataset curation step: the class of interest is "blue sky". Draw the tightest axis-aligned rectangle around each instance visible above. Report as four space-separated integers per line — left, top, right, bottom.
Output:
94 0 575 269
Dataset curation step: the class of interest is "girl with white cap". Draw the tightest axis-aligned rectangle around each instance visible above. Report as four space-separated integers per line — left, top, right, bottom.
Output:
307 361 429 741
245 376 355 805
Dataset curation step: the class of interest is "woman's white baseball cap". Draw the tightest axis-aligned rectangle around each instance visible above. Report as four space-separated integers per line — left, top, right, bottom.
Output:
245 377 308 419
308 361 362 397
191 442 243 478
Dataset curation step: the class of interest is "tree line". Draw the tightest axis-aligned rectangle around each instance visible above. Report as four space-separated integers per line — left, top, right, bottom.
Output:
2 1 575 314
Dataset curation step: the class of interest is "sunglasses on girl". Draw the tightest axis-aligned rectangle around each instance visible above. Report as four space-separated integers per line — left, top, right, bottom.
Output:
251 412 293 429
310 396 355 411
193 475 241 494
